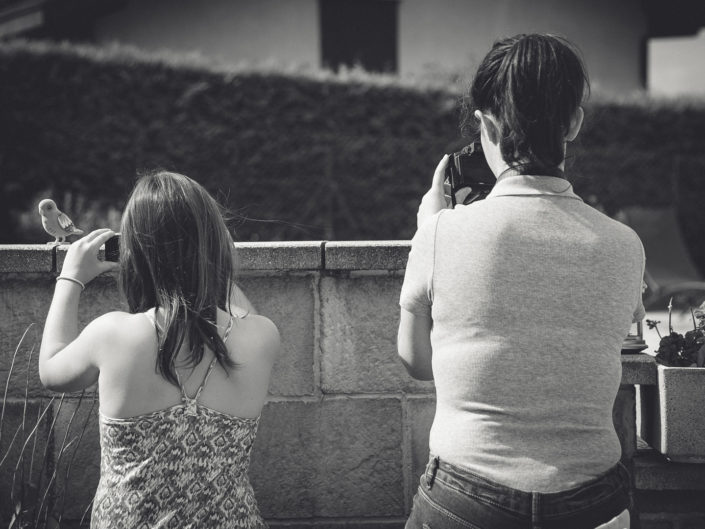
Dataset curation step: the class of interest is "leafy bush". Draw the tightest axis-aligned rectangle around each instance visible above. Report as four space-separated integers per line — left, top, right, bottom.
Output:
1 39 705 271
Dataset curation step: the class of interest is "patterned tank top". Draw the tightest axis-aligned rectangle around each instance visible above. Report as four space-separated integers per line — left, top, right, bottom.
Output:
91 312 267 529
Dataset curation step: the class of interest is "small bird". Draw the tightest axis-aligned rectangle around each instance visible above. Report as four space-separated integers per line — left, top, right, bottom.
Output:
38 199 84 245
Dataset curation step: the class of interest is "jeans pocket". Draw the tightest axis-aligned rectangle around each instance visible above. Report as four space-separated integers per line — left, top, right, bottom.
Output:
410 487 485 529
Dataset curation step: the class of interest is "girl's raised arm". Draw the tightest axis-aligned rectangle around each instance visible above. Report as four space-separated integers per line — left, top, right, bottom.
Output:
39 229 120 392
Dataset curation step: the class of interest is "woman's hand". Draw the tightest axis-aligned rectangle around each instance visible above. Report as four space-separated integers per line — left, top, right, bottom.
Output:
417 155 450 228
60 229 120 284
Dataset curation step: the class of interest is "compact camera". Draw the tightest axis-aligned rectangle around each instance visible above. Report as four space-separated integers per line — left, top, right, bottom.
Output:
104 234 120 262
443 142 496 207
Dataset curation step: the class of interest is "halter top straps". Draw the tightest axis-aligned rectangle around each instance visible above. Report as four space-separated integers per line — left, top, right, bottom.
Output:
144 309 235 416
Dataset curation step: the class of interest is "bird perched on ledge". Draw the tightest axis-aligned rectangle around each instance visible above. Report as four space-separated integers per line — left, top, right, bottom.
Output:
38 199 84 245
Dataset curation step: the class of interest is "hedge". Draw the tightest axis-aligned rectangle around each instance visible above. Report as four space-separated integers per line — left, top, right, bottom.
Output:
1 40 704 270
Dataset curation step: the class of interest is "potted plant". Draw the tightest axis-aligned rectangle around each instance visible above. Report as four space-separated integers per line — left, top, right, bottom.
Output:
639 299 705 462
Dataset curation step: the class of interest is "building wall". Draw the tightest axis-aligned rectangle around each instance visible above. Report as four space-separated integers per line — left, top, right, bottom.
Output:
93 0 647 95
398 0 648 94
94 0 320 68
2 243 703 528
648 28 705 96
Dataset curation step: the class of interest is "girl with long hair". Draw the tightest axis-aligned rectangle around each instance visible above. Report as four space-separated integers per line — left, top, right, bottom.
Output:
40 171 279 528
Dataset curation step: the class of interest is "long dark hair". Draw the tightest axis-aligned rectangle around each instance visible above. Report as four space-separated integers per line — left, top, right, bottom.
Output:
118 171 236 385
462 33 590 174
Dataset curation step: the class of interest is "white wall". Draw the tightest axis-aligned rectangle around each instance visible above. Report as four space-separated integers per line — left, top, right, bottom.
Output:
398 0 648 94
648 28 705 97
94 0 319 68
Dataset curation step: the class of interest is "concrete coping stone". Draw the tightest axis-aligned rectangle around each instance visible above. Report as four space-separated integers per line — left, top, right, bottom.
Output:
234 241 323 270
324 241 411 270
0 244 54 273
621 353 657 386
2 241 415 272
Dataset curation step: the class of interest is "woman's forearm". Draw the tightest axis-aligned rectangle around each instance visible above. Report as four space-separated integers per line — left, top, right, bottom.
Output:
40 280 82 362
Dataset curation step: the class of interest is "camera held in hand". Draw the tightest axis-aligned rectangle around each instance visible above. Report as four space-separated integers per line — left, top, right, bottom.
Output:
443 142 496 207
104 234 120 262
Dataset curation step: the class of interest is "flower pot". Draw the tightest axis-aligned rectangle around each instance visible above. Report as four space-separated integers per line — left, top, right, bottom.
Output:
639 364 705 463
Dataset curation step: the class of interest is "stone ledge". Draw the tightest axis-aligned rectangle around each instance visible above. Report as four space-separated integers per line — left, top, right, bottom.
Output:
267 520 405 528
234 242 323 270
635 449 705 490
324 241 410 271
621 354 657 385
0 244 53 273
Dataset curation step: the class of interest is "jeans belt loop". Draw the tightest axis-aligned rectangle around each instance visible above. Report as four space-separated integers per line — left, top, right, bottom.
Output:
426 456 440 489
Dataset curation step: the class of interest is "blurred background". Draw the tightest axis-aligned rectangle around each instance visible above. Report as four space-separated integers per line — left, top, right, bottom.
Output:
1 0 705 320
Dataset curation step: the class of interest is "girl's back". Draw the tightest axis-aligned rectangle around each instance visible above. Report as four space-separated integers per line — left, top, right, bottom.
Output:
91 306 277 529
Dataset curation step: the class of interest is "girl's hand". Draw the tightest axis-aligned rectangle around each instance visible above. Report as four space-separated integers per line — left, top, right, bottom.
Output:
417 155 450 229
60 229 120 285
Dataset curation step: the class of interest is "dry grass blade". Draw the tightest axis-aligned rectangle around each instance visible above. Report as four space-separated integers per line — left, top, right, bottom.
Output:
34 436 79 527
0 422 25 471
17 343 36 522
30 394 64 526
79 497 94 528
0 323 34 447
2 396 54 528
58 392 95 527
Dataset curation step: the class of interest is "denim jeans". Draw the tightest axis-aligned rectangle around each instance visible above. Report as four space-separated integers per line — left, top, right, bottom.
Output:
406 456 631 529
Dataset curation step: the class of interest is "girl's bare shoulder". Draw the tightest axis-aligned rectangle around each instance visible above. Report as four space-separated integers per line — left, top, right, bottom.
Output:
89 311 158 360
228 311 281 363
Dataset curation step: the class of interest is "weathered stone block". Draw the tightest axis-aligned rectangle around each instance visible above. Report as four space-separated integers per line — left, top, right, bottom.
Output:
320 276 434 394
635 452 705 490
50 396 101 522
76 275 124 324
406 396 436 508
0 245 54 273
637 490 705 513
235 242 323 271
325 241 410 271
316 397 404 517
237 276 315 396
638 516 673 529
267 520 406 528
621 354 657 385
251 397 404 519
0 276 54 397
645 365 705 463
250 400 318 518
0 398 53 526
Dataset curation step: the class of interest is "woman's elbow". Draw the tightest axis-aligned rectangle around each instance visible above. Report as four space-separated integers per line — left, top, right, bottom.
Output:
397 346 434 380
400 357 434 380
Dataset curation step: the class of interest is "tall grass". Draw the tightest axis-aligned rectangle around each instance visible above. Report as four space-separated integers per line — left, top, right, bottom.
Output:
0 325 94 528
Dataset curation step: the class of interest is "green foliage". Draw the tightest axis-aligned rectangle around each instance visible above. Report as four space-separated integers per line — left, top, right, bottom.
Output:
1 39 705 268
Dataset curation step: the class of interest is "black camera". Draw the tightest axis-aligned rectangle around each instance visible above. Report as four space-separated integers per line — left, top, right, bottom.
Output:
104 234 120 262
443 142 496 207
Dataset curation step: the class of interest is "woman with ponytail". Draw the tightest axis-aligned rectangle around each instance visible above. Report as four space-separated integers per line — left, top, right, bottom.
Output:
398 34 642 529
40 171 279 528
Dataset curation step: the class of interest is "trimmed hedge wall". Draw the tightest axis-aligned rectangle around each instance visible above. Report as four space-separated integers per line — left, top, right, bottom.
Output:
1 40 705 269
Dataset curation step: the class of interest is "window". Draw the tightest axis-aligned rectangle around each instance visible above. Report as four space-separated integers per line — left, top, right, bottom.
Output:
319 0 398 73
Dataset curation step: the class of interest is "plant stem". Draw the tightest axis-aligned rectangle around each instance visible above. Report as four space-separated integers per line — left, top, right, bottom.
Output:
0 323 34 447
668 297 673 334
58 392 94 526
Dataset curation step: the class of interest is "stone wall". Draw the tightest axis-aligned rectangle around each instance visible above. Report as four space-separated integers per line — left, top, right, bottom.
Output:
0 243 703 528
